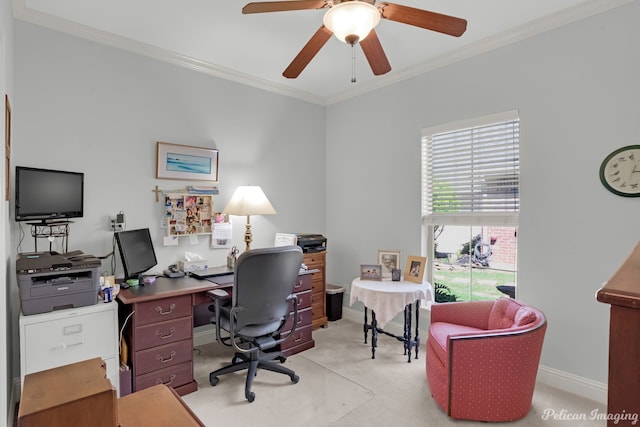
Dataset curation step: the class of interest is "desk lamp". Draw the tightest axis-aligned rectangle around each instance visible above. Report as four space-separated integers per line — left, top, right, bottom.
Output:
222 186 276 251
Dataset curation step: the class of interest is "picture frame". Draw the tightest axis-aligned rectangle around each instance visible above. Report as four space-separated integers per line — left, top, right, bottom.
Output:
5 95 11 201
156 141 219 181
404 255 427 283
360 264 382 281
377 250 401 280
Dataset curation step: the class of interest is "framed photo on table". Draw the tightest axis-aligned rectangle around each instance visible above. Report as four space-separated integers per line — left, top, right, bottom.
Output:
404 256 427 283
156 141 219 181
378 250 400 280
360 264 382 281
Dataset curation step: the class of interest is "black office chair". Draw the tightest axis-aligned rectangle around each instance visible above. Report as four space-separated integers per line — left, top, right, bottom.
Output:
208 245 303 402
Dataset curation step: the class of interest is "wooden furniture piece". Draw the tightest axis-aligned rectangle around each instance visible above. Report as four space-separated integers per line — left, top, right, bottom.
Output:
281 270 315 356
118 384 205 426
304 251 328 329
19 301 120 394
118 270 316 396
18 357 117 427
350 278 432 361
596 242 640 427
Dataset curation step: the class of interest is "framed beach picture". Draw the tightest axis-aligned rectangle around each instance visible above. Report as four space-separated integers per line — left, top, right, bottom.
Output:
156 141 219 181
404 256 427 283
360 264 382 281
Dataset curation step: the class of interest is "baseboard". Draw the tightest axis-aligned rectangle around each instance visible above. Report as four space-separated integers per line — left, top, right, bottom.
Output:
342 305 607 405
537 365 607 405
194 325 216 347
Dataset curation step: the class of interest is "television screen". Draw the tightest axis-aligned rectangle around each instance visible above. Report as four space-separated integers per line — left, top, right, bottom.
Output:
115 228 158 280
15 166 84 223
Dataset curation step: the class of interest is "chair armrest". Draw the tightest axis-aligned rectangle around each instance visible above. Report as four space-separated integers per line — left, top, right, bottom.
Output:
431 300 494 329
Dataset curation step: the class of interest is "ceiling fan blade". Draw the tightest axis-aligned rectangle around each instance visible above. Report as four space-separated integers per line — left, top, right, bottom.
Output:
360 30 391 76
283 25 333 78
243 0 329 14
378 2 467 37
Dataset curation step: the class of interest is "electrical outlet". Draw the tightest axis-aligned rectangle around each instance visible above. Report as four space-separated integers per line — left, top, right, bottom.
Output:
110 218 124 232
110 211 125 232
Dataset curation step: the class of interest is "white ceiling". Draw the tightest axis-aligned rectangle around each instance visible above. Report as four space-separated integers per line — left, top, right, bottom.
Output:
13 0 631 104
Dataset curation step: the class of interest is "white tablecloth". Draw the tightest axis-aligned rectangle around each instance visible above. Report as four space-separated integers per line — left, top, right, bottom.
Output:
349 278 432 328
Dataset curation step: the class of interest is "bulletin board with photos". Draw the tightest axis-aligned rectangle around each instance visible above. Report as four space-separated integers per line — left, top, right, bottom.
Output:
162 193 214 236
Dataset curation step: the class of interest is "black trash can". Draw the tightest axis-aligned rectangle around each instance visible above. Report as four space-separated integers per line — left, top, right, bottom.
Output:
326 284 345 321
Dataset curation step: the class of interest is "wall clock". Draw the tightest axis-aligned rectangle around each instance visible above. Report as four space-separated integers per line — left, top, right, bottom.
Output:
599 145 640 197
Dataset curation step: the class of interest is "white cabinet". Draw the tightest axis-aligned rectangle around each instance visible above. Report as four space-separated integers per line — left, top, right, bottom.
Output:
19 302 120 395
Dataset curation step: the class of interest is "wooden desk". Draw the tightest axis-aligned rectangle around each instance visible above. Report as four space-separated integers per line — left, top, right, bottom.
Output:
117 270 316 396
596 242 640 426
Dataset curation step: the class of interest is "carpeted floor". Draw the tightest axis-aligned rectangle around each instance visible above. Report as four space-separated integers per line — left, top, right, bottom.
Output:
182 318 608 426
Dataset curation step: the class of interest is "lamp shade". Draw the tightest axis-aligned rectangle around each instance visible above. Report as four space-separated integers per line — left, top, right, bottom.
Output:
323 1 380 45
222 186 276 216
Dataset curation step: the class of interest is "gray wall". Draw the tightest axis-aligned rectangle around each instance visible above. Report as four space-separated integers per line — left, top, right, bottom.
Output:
11 20 326 380
326 1 640 386
6 0 640 409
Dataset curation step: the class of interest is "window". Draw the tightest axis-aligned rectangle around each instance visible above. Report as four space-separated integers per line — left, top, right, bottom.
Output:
421 111 520 302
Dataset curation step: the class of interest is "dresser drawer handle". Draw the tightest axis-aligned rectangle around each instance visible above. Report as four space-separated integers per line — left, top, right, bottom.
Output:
155 374 176 386
52 340 84 351
294 333 303 343
156 351 176 363
155 303 176 315
294 279 303 289
156 327 176 339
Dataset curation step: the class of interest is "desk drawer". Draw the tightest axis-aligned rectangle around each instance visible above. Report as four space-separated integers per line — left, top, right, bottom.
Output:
303 252 325 268
134 339 193 376
22 308 117 374
292 290 312 311
292 274 312 293
282 307 312 333
135 295 192 326
134 361 193 392
280 324 312 351
134 317 192 351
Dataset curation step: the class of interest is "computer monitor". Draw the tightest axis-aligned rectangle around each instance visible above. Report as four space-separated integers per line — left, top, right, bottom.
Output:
115 228 158 280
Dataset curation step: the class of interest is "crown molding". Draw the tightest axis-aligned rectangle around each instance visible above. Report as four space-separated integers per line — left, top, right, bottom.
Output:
13 0 634 107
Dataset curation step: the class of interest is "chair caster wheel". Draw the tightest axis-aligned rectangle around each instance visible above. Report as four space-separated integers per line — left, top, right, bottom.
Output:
209 374 219 386
277 355 287 363
246 392 255 402
291 374 299 384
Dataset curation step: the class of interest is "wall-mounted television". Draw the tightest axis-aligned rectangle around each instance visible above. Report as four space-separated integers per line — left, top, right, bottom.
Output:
115 228 158 281
15 166 84 223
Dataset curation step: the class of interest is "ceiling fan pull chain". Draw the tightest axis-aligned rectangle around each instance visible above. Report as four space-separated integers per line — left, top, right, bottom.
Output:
351 44 356 83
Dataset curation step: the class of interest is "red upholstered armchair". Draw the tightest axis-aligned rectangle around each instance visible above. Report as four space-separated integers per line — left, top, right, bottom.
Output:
426 298 547 422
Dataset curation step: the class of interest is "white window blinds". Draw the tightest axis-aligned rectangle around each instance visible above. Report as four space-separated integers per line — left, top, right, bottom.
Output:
422 111 520 226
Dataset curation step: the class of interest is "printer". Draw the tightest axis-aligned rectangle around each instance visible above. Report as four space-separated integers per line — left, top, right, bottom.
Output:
293 233 327 253
16 251 102 315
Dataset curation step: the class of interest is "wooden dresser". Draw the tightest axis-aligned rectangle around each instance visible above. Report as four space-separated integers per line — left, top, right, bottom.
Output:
596 242 640 427
303 251 328 329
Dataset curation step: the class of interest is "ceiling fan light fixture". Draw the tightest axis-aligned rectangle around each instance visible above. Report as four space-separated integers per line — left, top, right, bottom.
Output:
323 1 380 45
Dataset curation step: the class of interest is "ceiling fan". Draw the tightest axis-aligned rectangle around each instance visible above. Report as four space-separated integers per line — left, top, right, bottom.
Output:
242 0 467 79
